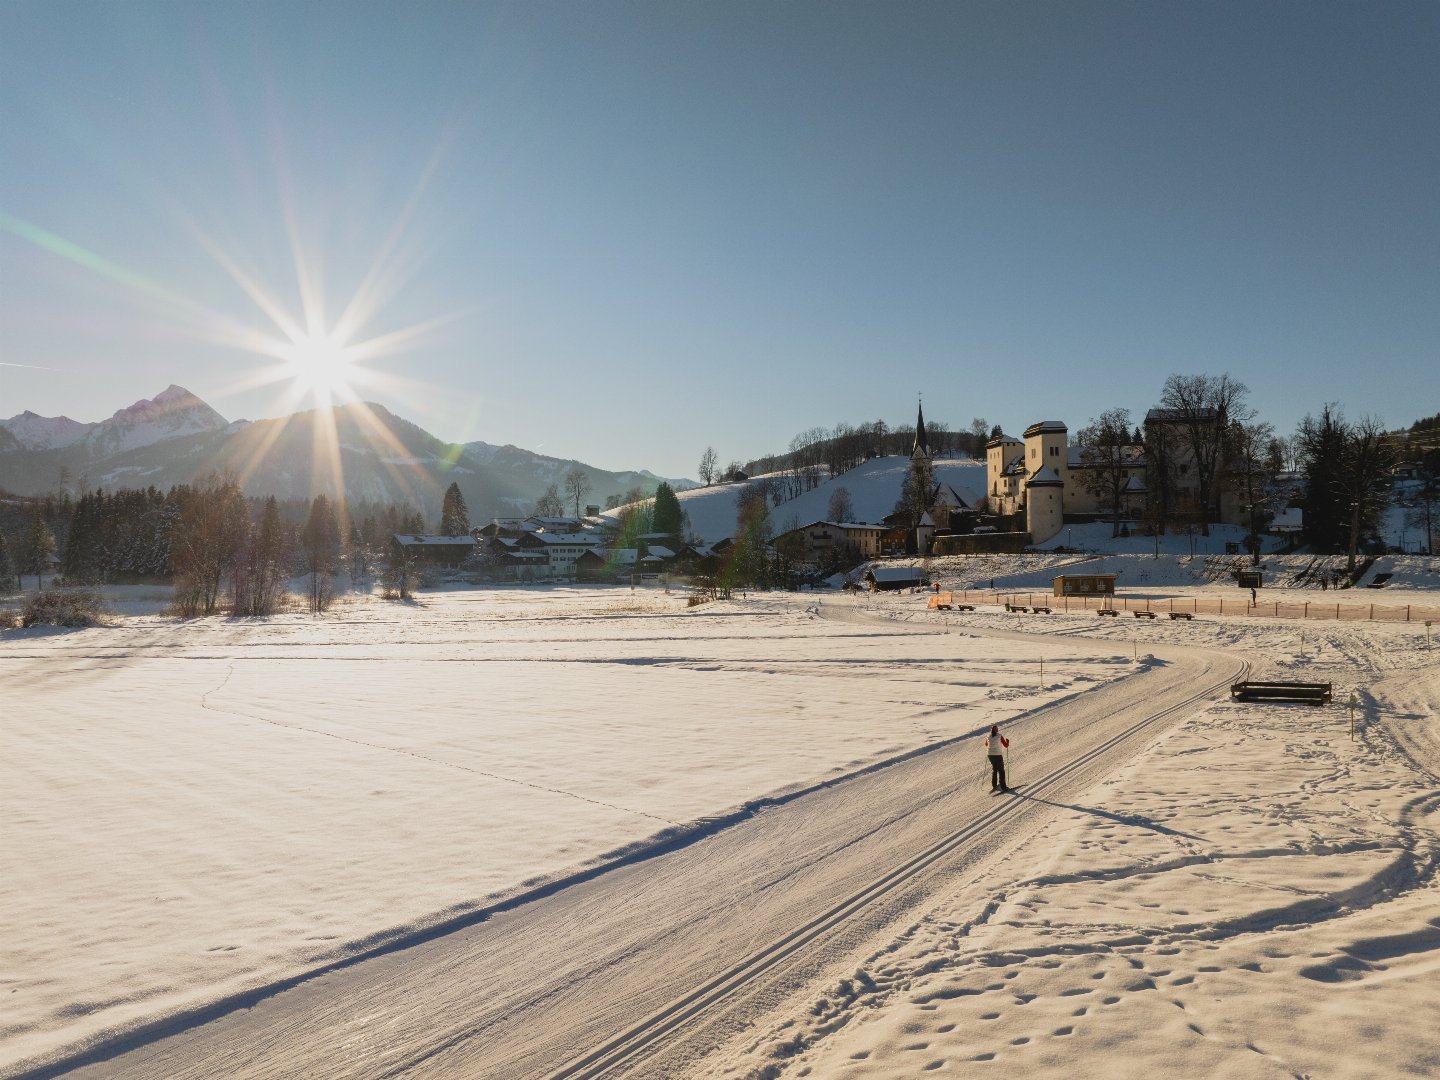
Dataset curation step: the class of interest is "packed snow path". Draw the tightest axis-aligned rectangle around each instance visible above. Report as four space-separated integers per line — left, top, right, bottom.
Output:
31 611 1243 1079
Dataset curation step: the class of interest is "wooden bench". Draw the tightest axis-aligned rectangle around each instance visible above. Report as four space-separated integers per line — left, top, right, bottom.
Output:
1097 609 1119 617
1231 681 1333 706
1168 611 1195 621
1006 604 1027 613
1133 610 1157 619
1030 606 1052 614
955 604 975 611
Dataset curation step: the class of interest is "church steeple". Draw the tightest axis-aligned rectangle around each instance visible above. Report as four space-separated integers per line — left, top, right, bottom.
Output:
911 397 931 459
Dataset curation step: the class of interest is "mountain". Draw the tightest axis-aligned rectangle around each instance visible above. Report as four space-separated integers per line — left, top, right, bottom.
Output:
463 441 691 512
0 410 94 451
82 384 230 456
0 387 692 524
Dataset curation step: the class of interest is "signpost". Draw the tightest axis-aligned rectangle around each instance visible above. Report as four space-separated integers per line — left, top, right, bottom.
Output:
1349 692 1358 741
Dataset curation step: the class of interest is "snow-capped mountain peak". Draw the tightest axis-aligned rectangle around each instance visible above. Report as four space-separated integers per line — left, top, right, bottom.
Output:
0 410 95 450
85 385 230 455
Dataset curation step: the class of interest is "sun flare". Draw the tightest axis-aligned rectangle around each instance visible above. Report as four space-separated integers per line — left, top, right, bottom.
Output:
280 333 358 403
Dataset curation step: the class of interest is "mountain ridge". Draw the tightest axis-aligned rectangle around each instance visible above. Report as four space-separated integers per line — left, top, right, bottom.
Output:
0 387 693 522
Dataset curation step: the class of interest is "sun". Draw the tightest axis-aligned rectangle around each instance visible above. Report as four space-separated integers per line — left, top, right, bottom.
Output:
280 333 359 403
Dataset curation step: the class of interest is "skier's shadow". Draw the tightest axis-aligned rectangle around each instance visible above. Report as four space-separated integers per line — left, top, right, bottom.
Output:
1009 791 1206 841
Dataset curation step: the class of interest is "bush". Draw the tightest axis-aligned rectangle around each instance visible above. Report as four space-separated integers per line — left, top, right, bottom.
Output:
21 588 109 628
0 607 18 629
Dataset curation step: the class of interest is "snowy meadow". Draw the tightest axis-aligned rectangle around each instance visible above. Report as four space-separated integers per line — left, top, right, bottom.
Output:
3 564 1439 1078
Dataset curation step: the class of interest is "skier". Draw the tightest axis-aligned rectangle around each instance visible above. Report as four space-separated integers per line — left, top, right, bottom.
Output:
985 724 1011 792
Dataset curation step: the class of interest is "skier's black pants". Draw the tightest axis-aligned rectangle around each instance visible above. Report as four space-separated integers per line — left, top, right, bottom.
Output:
989 754 1007 790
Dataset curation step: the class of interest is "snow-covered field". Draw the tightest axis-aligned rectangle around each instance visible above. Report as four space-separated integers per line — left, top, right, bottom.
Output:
2 585 1117 1077
4 564 1439 1078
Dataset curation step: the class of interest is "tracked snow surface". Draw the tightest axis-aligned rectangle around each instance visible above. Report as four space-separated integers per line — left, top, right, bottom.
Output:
3 557 1439 1078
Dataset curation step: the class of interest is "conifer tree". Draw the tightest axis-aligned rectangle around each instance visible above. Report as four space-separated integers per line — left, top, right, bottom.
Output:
0 530 14 593
652 482 683 539
439 482 470 536
302 494 341 614
19 511 57 590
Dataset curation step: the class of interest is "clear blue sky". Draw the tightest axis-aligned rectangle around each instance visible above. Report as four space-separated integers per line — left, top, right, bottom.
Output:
2 0 1437 479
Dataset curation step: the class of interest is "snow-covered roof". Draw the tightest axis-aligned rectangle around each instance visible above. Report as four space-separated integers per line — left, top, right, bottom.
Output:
1067 444 1145 469
1026 466 1063 486
645 544 676 559
1022 420 1068 437
986 433 1023 448
866 566 926 582
931 482 970 509
1123 474 1148 493
1268 507 1304 533
393 534 478 547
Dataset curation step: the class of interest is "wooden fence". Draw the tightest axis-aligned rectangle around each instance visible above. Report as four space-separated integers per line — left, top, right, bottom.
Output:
939 590 1440 624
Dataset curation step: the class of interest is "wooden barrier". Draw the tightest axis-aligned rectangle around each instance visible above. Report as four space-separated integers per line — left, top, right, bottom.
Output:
1231 681 1333 706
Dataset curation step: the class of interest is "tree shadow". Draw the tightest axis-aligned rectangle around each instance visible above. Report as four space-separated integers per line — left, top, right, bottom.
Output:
1010 790 1207 841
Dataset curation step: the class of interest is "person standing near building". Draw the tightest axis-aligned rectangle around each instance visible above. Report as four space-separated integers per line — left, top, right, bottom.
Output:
985 724 1011 792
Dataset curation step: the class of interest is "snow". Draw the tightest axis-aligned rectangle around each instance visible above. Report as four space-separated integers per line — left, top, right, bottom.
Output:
81 385 229 455
3 559 1440 1077
616 455 987 544
0 410 93 450
1 586 1115 1075
705 598 1440 1080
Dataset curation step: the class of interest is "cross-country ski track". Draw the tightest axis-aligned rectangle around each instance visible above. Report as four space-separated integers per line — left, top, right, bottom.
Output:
25 616 1247 1080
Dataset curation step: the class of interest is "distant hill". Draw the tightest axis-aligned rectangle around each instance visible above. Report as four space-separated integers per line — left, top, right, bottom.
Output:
604 455 987 544
0 387 691 523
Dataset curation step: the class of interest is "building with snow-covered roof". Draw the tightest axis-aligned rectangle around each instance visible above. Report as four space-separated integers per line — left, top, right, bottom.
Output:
986 421 1150 544
772 521 886 565
391 534 477 568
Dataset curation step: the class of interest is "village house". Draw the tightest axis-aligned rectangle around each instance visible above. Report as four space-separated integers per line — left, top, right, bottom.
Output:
390 534 478 569
772 520 886 565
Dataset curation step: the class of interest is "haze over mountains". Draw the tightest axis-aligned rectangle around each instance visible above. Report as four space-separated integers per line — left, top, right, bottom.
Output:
0 387 691 522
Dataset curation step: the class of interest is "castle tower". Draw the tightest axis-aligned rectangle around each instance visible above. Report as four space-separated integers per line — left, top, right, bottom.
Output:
1022 421 1068 543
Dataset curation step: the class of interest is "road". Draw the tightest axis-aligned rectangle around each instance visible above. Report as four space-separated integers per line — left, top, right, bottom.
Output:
40 625 1245 1080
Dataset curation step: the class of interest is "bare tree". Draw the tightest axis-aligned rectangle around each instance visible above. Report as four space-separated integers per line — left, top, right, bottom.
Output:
232 496 292 616
1228 420 1277 564
968 418 990 458
533 483 565 517
1157 373 1251 533
170 475 247 616
1074 409 1135 538
698 446 718 486
827 485 855 523
562 468 592 519
1336 416 1394 574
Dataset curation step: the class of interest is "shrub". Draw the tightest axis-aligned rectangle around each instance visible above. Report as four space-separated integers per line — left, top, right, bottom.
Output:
21 588 109 628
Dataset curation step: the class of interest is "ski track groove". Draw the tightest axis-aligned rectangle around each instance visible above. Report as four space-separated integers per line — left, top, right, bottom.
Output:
536 651 1249 1080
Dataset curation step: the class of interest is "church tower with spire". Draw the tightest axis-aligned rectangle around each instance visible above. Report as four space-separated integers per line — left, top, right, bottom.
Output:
911 398 931 460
